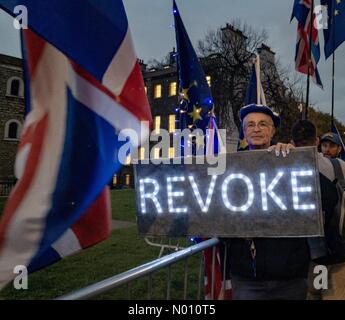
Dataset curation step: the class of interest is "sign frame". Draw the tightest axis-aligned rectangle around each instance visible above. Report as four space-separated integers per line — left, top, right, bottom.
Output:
133 147 324 238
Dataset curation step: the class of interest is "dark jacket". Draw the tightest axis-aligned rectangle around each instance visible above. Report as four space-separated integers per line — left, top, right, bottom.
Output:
314 173 340 265
226 238 310 281
224 172 338 281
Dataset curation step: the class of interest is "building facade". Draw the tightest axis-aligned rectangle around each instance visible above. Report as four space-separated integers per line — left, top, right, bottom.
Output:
0 54 24 185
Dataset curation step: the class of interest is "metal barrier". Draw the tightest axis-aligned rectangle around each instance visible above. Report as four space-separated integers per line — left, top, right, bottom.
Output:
56 237 223 300
144 236 186 258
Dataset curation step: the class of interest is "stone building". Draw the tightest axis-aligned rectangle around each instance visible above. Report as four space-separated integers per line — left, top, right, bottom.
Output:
0 53 24 186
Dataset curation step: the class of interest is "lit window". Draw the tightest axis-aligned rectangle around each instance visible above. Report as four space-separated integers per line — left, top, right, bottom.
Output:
125 154 131 165
113 175 118 185
206 76 211 87
154 116 161 134
169 147 175 159
169 82 177 96
139 147 145 160
153 148 160 159
125 174 130 186
169 115 176 133
154 84 162 99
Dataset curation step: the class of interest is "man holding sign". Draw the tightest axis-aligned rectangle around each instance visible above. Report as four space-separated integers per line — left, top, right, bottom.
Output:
226 104 312 300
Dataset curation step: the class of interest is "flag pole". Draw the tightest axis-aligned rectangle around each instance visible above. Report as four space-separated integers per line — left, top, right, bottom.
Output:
331 2 336 130
331 44 335 130
305 0 314 120
256 55 261 105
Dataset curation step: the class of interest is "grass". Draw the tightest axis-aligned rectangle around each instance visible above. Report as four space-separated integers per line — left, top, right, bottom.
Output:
0 189 136 221
110 189 136 222
0 227 201 300
0 190 202 300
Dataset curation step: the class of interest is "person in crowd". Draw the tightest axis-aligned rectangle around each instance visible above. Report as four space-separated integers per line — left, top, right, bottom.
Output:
290 120 340 300
320 132 343 159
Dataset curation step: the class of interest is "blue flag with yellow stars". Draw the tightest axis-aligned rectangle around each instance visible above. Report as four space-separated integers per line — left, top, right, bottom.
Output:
321 0 345 59
172 1 230 300
173 0 214 135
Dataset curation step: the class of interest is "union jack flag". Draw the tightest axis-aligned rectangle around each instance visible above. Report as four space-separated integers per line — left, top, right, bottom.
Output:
0 0 152 288
291 0 323 88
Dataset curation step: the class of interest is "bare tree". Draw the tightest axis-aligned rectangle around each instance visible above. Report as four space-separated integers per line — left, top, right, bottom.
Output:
198 20 305 142
198 20 268 129
147 52 173 69
260 58 304 141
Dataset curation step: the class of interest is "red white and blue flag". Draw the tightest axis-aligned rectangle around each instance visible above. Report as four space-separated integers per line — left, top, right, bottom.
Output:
202 244 232 300
291 0 323 88
0 0 152 288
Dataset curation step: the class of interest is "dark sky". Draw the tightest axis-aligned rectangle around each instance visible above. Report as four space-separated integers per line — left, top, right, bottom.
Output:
0 0 344 126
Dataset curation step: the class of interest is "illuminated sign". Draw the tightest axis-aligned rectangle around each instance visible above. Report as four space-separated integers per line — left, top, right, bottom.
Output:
134 147 323 238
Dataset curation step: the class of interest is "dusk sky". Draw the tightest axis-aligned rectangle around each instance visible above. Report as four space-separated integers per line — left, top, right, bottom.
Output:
0 0 344 124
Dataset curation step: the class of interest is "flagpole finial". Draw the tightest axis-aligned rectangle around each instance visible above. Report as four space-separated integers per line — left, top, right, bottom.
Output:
173 0 177 14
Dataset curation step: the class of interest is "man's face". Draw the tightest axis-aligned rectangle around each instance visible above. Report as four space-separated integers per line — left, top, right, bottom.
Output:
321 141 342 158
243 112 275 149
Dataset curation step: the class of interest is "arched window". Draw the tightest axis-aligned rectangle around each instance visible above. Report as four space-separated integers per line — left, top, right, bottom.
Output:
4 120 22 140
6 77 24 97
10 79 20 96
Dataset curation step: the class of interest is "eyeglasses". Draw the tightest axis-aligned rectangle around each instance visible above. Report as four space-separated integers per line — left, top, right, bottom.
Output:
244 121 273 131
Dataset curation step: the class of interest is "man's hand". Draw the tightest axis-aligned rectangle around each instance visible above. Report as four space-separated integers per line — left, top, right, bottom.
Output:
268 143 295 157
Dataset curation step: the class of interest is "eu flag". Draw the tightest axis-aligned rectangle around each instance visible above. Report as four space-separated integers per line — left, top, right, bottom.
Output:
173 0 214 133
321 0 345 59
172 1 229 300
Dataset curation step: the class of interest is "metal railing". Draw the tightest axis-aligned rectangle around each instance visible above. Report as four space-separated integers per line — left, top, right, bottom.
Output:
144 236 186 258
56 237 223 300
